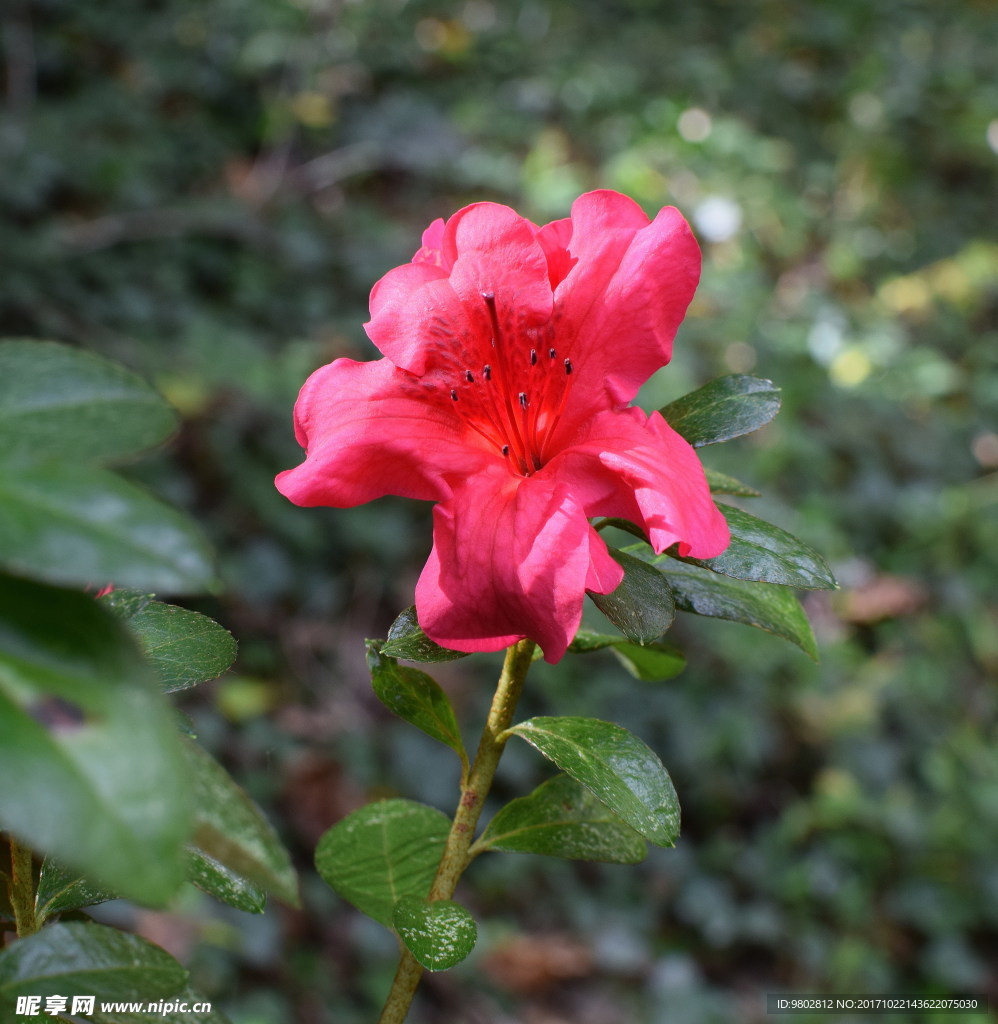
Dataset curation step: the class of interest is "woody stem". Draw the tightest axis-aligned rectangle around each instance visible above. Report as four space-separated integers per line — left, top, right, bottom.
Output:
376 638 537 1024
7 835 38 938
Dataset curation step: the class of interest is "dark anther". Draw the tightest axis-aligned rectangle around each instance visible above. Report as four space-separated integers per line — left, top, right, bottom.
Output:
483 293 503 348
564 358 573 375
530 349 537 365
548 347 556 359
501 445 510 457
518 392 528 409
483 364 492 380
450 389 458 401
466 370 474 383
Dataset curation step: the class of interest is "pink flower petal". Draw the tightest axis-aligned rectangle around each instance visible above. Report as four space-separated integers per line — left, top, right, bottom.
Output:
415 467 603 662
584 528 625 593
556 191 701 412
546 406 729 558
413 218 448 267
366 203 553 377
279 192 729 663
275 357 490 507
441 202 553 326
366 264 463 374
533 216 575 288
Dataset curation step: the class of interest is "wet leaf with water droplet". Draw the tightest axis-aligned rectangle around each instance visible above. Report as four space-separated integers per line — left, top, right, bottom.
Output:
479 775 646 863
393 896 477 971
507 717 680 847
315 800 450 926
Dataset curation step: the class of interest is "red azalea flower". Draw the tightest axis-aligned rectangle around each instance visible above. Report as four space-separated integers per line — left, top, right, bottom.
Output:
277 190 730 662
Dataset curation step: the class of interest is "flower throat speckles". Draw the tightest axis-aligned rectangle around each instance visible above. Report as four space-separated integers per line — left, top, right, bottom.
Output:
446 293 573 476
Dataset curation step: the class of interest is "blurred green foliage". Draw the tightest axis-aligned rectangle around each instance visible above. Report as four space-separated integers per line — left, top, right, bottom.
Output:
2 0 996 1020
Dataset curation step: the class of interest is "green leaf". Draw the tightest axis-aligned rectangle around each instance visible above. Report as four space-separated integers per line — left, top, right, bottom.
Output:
392 895 477 972
567 629 627 653
593 517 649 542
650 557 819 658
588 547 675 644
507 717 681 847
0 573 192 904
102 590 237 692
661 374 781 447
704 468 761 497
314 799 450 927
186 848 266 915
35 859 117 923
381 606 468 662
366 643 467 764
0 462 215 594
567 631 686 681
0 921 187 1001
611 641 686 681
0 340 178 466
96 588 153 619
671 505 837 590
184 738 299 907
478 774 647 863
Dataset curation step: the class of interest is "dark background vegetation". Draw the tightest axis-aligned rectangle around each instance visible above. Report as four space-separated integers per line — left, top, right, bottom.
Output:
3 0 997 1021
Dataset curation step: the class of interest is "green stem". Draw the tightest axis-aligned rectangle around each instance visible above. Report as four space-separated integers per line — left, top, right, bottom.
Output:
7 836 38 938
376 638 536 1024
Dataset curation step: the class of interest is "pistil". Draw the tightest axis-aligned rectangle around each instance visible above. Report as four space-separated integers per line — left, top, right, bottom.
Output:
444 293 575 476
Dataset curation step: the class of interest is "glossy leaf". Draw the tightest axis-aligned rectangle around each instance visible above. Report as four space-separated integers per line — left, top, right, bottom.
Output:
0 461 215 593
0 921 186 1000
184 739 299 907
661 374 781 447
187 848 267 915
567 629 627 653
35 859 117 923
568 631 685 681
704 468 761 497
102 589 237 692
478 774 647 863
0 339 178 465
0 573 191 904
588 547 675 644
653 558 819 658
593 517 649 542
611 641 686 681
507 717 681 847
367 643 467 764
381 606 468 662
393 895 477 971
670 505 837 590
315 799 450 927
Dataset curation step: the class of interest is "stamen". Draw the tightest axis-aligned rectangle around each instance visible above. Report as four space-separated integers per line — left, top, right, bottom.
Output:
463 417 507 450
480 292 531 470
444 294 576 477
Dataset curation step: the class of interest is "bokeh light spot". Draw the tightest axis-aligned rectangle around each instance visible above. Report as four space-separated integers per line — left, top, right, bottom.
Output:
678 107 712 143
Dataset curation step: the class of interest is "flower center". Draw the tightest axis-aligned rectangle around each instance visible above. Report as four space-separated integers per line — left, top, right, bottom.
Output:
447 292 574 476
